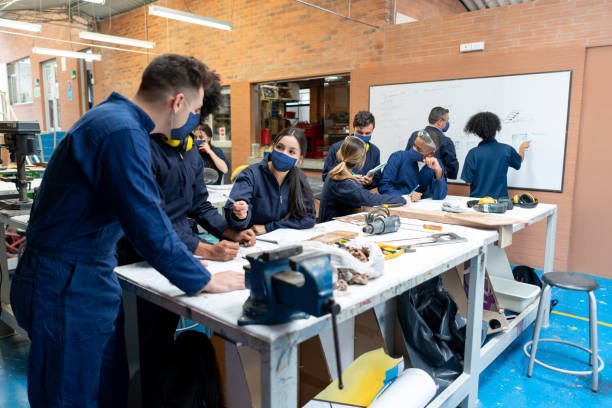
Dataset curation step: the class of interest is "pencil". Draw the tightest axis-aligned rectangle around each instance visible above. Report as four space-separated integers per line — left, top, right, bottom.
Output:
408 184 420 196
222 193 236 204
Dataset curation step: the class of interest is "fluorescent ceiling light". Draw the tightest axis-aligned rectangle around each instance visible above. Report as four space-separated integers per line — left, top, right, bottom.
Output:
148 5 233 31
32 47 101 61
82 0 105 4
79 31 154 49
0 18 42 32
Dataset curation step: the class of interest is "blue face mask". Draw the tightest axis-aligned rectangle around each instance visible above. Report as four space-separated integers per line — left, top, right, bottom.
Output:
194 139 205 147
407 148 424 163
442 120 450 132
354 133 371 144
171 112 200 141
270 149 297 172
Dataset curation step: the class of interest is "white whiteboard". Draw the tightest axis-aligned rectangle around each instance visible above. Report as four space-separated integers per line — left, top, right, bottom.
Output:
369 71 572 192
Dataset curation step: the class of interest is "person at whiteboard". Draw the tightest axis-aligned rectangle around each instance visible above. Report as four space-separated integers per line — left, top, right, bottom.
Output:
405 106 459 179
378 129 447 201
322 110 381 189
460 112 530 199
318 136 408 222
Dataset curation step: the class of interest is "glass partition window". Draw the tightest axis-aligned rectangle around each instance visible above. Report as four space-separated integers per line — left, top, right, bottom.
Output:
203 86 230 141
7 58 33 104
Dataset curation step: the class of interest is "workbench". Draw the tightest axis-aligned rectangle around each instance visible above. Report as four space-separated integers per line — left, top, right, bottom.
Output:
115 197 557 408
0 210 29 335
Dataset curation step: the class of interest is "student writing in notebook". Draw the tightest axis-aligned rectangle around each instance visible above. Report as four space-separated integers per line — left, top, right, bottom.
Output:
318 136 409 222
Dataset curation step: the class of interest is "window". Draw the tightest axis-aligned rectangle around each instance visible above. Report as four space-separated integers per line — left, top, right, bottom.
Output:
203 86 230 141
285 89 310 124
7 58 33 104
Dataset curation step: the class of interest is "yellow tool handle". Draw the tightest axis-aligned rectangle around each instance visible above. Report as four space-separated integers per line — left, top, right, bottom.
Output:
384 249 404 260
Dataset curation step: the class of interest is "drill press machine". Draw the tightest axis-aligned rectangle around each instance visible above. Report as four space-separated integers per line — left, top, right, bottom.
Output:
0 121 41 210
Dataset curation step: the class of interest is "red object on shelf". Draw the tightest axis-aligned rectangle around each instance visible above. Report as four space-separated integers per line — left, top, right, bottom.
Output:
261 128 271 145
284 111 296 118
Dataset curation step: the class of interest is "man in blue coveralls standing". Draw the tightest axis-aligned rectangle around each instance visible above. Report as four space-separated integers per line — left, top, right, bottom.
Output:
9 54 244 407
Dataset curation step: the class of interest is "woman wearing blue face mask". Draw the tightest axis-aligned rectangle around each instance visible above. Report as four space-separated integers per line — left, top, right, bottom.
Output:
318 136 409 222
192 124 229 185
225 127 315 235
379 129 448 201
322 110 381 188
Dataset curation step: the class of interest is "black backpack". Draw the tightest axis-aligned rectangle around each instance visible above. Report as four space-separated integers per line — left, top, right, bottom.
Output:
160 330 223 408
512 265 558 310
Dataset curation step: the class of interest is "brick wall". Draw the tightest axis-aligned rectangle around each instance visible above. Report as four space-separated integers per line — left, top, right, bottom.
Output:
2 0 612 273
0 20 91 133
396 0 466 20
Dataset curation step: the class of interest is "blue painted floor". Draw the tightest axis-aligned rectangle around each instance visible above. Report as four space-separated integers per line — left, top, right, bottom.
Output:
2 272 610 407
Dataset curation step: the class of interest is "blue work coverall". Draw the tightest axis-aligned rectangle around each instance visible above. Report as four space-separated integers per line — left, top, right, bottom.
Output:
378 150 448 200
461 138 522 199
10 92 211 408
317 177 406 222
116 133 230 408
322 139 382 188
200 145 229 185
224 158 315 232
405 125 459 180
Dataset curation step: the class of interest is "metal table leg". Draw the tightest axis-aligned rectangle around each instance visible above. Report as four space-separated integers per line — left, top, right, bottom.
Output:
261 341 298 408
541 210 557 328
462 246 487 408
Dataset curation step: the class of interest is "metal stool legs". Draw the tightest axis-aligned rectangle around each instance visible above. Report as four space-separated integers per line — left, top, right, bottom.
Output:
526 284 602 392
527 284 551 378
589 291 598 392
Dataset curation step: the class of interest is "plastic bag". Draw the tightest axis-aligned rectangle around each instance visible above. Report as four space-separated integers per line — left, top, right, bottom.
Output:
300 240 385 279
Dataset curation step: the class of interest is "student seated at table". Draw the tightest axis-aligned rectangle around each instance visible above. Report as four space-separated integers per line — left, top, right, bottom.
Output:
225 127 315 235
193 123 229 185
318 136 409 222
378 129 448 201
460 111 530 199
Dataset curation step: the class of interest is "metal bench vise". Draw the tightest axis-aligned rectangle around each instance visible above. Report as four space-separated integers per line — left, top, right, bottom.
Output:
239 245 344 388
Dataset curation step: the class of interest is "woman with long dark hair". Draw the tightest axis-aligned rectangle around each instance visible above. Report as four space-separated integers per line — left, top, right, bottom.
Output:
224 127 315 235
318 136 408 222
193 123 229 185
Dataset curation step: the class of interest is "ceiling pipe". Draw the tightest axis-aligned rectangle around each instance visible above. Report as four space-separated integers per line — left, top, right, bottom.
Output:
294 0 380 29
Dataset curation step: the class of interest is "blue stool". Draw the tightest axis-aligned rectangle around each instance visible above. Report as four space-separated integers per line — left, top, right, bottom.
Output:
524 272 603 392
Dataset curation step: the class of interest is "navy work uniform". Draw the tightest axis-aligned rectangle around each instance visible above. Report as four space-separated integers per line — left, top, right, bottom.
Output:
322 139 381 188
10 92 211 408
117 132 229 408
317 177 406 222
461 138 522 199
405 125 459 180
224 158 315 231
200 145 229 185
378 150 448 200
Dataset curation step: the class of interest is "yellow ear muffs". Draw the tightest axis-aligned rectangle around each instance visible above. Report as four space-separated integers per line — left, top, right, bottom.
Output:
513 193 538 208
161 135 193 151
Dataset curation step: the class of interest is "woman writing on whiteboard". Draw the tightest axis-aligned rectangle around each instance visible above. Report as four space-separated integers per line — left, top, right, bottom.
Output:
460 112 530 199
318 136 409 222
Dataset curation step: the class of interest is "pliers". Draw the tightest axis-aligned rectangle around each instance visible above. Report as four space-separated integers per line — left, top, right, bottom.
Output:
378 243 416 260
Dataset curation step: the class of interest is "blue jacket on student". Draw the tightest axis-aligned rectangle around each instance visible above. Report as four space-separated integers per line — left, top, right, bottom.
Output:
378 149 448 200
151 135 228 250
318 177 406 222
405 125 459 180
224 158 315 231
200 146 229 185
461 139 522 199
323 139 381 188
10 92 210 407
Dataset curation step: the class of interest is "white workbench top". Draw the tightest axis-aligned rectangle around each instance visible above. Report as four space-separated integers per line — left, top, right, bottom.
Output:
115 217 497 346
